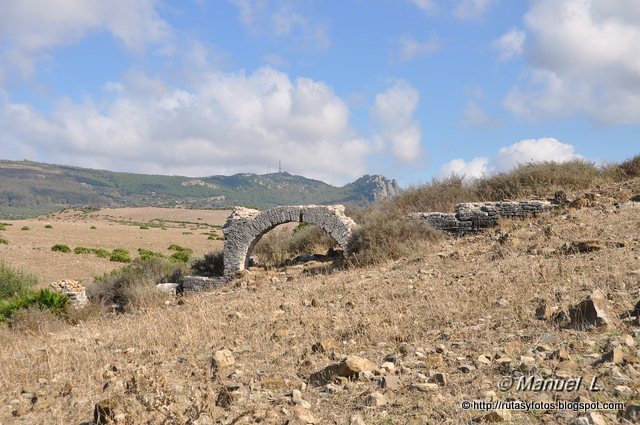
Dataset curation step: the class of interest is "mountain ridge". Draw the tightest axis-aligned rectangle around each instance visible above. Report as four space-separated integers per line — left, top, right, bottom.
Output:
0 160 400 218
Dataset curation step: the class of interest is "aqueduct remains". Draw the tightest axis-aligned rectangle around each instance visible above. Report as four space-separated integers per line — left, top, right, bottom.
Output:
221 205 358 278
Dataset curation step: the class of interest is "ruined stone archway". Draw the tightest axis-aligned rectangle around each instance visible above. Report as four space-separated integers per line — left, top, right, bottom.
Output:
222 205 357 278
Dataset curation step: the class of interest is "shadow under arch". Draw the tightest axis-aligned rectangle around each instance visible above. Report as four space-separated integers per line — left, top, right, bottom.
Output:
222 205 357 279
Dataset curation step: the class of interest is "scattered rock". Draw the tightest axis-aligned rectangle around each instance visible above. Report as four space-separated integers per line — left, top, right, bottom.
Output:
291 389 311 409
50 279 88 308
379 375 401 391
211 349 235 376
568 290 614 330
155 283 180 295
601 347 624 365
93 396 124 424
309 356 374 386
571 412 608 425
560 240 602 255
364 391 386 407
410 383 439 392
473 410 512 423
623 404 640 422
349 414 366 425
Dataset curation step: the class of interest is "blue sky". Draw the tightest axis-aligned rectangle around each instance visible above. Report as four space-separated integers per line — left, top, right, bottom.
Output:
0 0 638 186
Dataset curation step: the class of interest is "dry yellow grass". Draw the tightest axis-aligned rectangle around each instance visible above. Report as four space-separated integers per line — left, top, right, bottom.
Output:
0 207 228 284
1 185 640 424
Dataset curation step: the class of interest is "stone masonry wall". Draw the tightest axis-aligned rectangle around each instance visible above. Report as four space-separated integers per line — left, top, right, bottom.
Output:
411 200 552 234
222 205 357 279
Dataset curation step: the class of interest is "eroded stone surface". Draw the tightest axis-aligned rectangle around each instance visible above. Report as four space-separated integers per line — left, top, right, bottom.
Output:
222 205 357 278
411 200 552 234
50 279 88 308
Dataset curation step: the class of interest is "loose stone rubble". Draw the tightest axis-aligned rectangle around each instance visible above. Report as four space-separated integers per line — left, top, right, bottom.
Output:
49 279 88 308
411 200 552 234
222 205 357 278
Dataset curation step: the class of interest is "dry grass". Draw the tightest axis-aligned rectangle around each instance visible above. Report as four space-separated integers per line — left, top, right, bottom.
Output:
0 207 227 285
253 223 338 267
1 179 639 424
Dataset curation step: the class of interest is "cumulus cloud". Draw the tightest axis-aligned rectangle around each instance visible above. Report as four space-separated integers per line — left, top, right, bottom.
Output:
438 138 581 181
0 0 171 79
461 101 499 128
0 67 376 184
229 0 330 51
453 0 495 20
372 81 424 165
410 0 495 19
493 28 525 61
397 35 440 62
504 0 640 124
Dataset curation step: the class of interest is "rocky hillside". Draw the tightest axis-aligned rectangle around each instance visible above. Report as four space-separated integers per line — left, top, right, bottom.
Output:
0 160 400 218
1 180 639 424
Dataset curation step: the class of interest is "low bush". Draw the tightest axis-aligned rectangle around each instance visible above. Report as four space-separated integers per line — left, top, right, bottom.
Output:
170 251 190 263
74 246 91 254
44 224 53 229
139 225 150 230
191 251 224 277
0 237 8 245
137 248 165 261
347 207 441 267
20 226 30 231
91 248 111 258
168 244 192 253
618 154 640 179
88 257 185 311
51 244 71 253
110 248 132 263
90 226 97 230
0 262 37 300
0 289 69 321
0 223 10 231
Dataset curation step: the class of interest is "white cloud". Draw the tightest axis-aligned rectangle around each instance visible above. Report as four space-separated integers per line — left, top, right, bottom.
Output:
453 0 495 20
410 0 437 13
372 81 424 165
438 156 489 182
461 101 499 128
0 66 375 185
0 0 171 79
438 138 581 180
397 35 440 62
505 0 640 125
229 0 329 51
493 28 525 60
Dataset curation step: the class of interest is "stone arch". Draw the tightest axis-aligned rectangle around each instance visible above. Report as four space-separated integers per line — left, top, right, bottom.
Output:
222 205 357 278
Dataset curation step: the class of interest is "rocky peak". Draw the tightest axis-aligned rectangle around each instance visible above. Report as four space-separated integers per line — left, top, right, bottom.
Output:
353 175 401 202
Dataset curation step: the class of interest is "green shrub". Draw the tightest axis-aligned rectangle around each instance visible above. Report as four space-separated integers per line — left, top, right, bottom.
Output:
74 246 91 254
191 251 224 277
51 244 71 253
44 224 53 229
168 244 192 253
0 223 11 231
0 262 37 300
0 237 8 245
139 225 150 230
91 248 111 258
88 258 185 311
90 226 97 230
137 248 165 261
20 226 30 231
208 232 224 241
170 251 190 263
0 289 68 321
110 248 132 263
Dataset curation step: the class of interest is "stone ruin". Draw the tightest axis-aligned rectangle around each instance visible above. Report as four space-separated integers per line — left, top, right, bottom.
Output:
410 200 552 234
179 200 554 289
221 205 357 279
50 279 88 308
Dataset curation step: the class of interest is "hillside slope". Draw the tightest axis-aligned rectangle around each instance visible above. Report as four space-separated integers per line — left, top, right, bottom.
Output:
1 179 639 424
0 160 400 218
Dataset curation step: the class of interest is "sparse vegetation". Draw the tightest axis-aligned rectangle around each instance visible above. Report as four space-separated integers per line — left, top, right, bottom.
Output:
91 248 111 258
0 289 69 321
44 224 53 229
51 244 71 253
73 246 91 254
191 251 224 277
0 262 37 300
20 226 30 231
0 237 8 245
169 251 190 263
90 226 97 230
110 248 132 263
139 225 150 230
0 223 10 231
88 257 185 311
168 244 192 254
137 248 165 261
253 223 337 267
